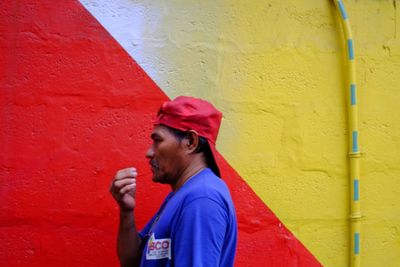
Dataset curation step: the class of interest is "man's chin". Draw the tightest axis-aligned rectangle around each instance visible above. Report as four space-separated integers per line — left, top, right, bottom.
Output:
151 174 169 184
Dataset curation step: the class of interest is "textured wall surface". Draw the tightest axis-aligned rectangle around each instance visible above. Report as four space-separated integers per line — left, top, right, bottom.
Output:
0 1 321 267
1 0 400 267
80 0 400 266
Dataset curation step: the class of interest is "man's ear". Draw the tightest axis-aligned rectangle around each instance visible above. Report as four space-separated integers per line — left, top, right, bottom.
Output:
185 130 200 154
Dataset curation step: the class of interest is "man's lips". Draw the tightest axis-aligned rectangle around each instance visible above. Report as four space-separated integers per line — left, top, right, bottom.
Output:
149 160 158 171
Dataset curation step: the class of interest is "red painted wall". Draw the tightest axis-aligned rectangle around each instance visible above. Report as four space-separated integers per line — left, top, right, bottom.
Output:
0 1 321 266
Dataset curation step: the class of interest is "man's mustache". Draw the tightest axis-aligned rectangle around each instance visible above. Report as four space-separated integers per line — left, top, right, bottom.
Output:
150 160 158 169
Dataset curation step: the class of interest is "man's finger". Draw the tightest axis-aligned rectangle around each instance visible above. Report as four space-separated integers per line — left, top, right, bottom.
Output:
115 168 137 180
120 183 136 195
113 178 136 190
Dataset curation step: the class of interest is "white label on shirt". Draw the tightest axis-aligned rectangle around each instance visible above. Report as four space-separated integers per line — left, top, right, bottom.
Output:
146 233 172 260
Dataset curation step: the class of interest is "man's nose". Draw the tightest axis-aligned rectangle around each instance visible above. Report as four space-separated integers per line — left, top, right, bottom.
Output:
146 146 154 158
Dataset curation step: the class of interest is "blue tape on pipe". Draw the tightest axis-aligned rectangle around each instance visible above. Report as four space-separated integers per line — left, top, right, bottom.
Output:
348 39 355 60
354 179 359 201
354 233 360 255
352 131 358 152
351 84 356 105
338 1 348 20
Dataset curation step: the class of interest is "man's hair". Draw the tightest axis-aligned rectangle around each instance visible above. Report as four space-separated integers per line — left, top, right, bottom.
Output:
166 126 220 177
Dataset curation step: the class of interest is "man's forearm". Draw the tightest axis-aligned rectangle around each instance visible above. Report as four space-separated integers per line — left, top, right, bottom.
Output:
118 210 142 267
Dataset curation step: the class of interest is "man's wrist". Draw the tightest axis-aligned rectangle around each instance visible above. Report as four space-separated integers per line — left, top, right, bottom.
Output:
119 207 134 215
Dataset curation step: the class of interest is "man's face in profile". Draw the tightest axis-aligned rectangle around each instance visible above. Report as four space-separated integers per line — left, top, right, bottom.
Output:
146 125 187 185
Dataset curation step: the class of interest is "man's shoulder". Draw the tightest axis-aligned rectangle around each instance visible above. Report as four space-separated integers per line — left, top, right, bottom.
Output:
190 168 228 190
179 168 232 206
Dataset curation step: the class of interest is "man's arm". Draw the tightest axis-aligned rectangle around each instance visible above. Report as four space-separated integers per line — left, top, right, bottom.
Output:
110 167 142 267
118 211 142 267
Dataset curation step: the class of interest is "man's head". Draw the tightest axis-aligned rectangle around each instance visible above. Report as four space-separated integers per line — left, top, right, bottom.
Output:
146 96 222 184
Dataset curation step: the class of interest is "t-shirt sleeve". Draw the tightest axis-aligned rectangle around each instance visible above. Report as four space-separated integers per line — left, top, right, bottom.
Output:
138 214 157 240
173 197 228 267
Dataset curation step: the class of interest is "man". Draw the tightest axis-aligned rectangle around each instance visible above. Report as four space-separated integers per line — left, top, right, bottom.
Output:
109 96 237 267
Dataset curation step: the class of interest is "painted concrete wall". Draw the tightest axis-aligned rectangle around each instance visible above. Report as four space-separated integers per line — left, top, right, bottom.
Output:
1 0 399 267
80 0 400 266
0 1 320 267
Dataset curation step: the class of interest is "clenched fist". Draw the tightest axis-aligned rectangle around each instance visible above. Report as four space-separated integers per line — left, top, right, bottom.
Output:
110 167 137 212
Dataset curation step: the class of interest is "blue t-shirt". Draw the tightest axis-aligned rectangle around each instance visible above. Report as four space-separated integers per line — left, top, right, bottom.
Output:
138 168 237 267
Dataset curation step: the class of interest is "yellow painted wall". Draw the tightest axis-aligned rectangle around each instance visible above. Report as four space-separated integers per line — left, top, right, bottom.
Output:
131 1 400 266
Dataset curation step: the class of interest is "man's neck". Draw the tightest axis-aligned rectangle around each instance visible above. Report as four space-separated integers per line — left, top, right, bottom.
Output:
172 161 207 192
